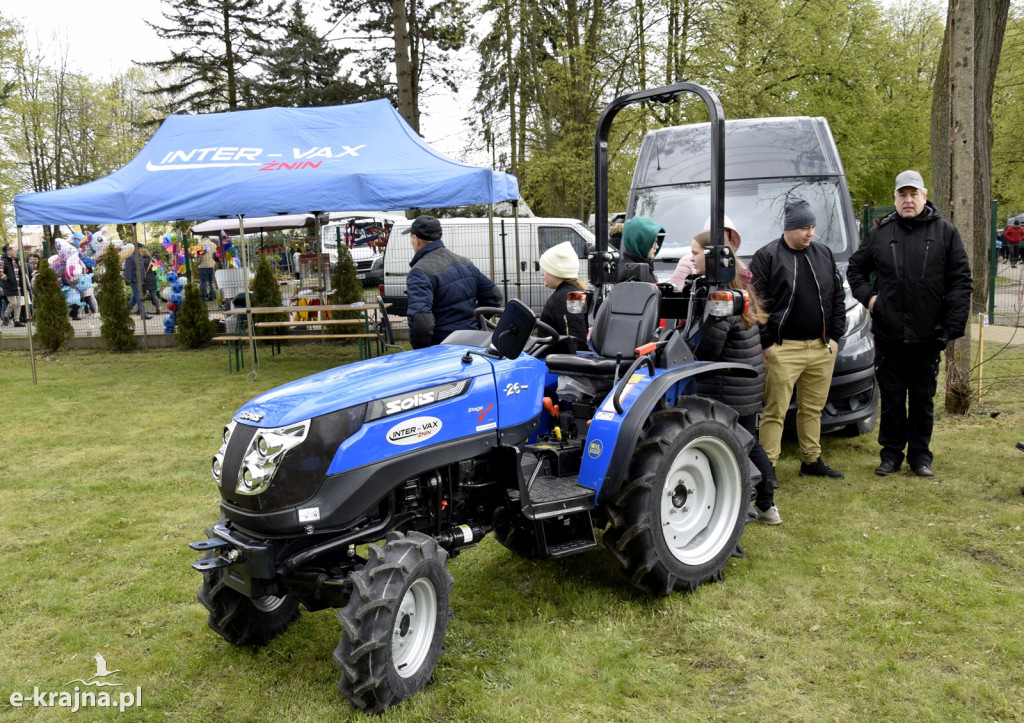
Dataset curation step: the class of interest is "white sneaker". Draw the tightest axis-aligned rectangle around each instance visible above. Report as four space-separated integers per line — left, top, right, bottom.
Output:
756 505 782 525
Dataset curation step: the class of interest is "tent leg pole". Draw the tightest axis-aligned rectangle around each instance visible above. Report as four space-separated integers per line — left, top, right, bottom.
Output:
135 223 148 352
237 215 257 380
16 226 37 385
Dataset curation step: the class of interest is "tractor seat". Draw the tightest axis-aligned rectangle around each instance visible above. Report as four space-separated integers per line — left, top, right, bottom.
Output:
545 281 661 377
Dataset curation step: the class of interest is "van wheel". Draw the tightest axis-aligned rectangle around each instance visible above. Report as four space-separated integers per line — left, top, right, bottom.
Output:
603 397 753 596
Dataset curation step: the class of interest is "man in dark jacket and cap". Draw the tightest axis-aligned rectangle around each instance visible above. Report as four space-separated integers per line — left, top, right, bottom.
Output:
750 197 847 480
847 170 971 478
405 215 502 348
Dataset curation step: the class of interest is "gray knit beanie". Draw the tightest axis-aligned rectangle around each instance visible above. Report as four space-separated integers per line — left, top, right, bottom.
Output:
783 198 816 231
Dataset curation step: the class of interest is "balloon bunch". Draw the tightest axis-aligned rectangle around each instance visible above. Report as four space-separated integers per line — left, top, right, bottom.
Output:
70 227 112 263
218 241 240 268
151 259 168 288
162 271 184 334
216 229 241 268
49 238 89 312
160 232 188 274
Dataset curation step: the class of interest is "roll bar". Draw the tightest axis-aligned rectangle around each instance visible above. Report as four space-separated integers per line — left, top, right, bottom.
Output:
592 82 726 289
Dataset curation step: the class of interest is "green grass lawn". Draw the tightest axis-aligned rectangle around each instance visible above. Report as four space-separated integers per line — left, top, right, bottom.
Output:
1 342 1023 721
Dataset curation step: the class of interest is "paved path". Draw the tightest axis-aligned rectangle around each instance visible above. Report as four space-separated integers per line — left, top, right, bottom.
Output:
973 322 1024 347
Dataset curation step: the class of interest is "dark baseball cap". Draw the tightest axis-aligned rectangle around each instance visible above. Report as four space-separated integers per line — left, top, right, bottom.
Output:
402 215 442 241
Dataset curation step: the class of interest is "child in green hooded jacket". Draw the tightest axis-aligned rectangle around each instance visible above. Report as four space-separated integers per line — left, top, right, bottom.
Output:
618 216 664 282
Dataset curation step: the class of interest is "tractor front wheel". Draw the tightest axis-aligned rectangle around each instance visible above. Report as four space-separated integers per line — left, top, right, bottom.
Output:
603 397 753 596
197 525 300 646
334 531 453 714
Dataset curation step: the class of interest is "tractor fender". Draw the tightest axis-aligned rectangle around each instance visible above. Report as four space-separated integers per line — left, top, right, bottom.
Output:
577 361 756 503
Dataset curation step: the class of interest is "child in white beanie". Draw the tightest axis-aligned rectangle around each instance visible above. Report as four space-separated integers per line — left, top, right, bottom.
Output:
539 241 589 352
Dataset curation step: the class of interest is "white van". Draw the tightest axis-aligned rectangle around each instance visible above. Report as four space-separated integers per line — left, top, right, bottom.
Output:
381 217 594 316
320 212 407 287
629 116 877 436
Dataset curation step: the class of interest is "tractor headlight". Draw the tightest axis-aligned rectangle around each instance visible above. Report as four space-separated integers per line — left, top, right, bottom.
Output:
235 420 310 496
212 421 237 485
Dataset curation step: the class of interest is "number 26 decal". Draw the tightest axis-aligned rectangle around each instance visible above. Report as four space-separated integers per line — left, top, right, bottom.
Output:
503 382 528 396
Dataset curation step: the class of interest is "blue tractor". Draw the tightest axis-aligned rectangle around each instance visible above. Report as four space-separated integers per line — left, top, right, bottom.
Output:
190 82 760 713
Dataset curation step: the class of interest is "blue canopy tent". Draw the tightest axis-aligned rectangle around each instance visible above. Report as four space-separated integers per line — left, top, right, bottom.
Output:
11 100 519 378
13 99 519 224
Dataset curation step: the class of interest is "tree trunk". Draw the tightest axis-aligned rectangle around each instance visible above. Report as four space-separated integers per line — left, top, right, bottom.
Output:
392 0 417 132
221 3 237 111
505 1 517 174
930 0 1009 414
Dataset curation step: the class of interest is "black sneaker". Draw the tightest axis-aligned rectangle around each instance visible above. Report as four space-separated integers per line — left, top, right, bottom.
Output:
799 457 844 478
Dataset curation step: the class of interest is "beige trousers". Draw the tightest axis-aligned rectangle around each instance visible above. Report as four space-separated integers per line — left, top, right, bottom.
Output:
759 338 836 464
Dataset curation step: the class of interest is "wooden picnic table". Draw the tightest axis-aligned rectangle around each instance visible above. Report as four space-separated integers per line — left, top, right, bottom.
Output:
214 302 390 372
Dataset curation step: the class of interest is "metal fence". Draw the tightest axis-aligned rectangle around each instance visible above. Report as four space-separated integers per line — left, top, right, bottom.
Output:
2 233 392 344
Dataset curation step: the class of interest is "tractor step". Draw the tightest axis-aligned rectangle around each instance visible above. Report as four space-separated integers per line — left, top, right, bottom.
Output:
537 511 597 558
523 475 595 520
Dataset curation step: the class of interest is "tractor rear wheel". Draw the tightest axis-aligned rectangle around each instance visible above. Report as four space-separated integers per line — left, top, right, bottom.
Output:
603 397 753 595
334 531 453 714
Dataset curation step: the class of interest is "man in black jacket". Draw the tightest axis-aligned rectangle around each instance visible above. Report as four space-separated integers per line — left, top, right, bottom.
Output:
750 197 847 479
847 170 972 478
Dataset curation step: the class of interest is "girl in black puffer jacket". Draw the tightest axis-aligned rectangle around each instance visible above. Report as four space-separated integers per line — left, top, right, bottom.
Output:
689 231 780 524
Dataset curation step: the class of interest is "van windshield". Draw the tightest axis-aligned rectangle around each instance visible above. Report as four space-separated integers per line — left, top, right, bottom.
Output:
632 177 851 262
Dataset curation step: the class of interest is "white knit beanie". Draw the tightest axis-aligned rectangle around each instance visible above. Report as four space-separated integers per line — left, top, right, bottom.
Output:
539 241 580 279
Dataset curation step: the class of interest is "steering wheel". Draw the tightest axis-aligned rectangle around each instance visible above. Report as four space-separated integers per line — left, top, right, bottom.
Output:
473 306 560 349
473 306 504 331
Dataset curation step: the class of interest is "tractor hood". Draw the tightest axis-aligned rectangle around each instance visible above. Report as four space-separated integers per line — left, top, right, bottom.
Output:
235 345 495 428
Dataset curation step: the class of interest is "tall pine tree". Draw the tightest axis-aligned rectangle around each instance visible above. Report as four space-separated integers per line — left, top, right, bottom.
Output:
251 0 364 108
327 0 470 132
143 0 284 113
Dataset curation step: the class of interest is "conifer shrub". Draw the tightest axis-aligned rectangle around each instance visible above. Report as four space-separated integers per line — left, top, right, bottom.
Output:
32 257 75 353
250 254 286 335
176 282 216 348
96 244 137 352
330 245 364 322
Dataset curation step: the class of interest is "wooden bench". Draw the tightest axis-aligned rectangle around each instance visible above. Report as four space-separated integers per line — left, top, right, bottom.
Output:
213 333 379 372
254 319 365 329
215 302 388 372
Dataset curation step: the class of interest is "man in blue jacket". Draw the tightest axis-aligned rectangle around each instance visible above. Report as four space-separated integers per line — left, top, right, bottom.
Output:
847 170 972 478
405 215 502 348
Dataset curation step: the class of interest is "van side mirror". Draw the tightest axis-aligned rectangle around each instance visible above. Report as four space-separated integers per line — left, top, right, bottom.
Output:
489 299 536 359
